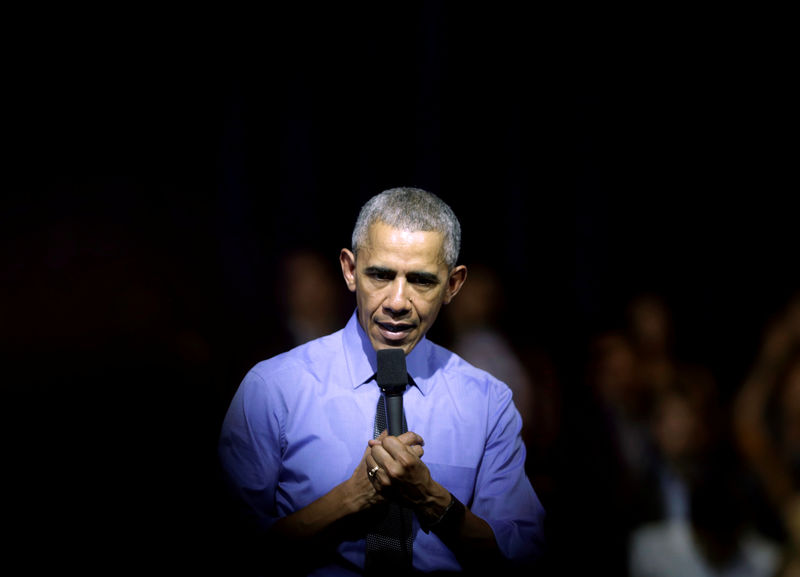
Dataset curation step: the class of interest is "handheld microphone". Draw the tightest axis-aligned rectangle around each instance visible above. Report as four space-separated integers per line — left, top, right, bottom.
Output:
376 348 407 436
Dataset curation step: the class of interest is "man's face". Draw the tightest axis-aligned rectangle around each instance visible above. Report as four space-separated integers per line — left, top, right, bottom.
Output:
340 221 467 355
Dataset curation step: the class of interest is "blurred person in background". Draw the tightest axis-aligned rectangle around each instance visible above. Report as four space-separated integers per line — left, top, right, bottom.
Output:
578 293 732 573
625 291 783 576
734 291 800 576
623 293 722 523
628 370 781 576
629 459 781 577
643 380 721 523
587 329 654 496
568 327 656 574
626 293 678 392
277 248 350 347
626 293 717 400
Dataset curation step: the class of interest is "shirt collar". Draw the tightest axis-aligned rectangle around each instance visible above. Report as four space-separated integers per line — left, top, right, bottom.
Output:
342 310 431 396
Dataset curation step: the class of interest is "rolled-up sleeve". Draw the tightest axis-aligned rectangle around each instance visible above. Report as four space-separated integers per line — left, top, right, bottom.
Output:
472 382 546 564
218 368 283 530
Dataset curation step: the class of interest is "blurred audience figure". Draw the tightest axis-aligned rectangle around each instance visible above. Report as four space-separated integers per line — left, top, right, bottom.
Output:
585 292 743 574
644 381 720 522
629 462 782 577
627 369 783 576
275 248 349 348
626 292 677 392
622 294 720 519
626 292 716 398
587 329 654 494
568 328 656 575
733 291 800 576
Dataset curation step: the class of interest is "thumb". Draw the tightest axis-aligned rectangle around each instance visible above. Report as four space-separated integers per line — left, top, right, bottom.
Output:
368 430 388 447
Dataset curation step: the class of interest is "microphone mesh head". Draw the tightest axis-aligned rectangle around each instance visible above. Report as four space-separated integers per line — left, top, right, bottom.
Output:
376 348 407 388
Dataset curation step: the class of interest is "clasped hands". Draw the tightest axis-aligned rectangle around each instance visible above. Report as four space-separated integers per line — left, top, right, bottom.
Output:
348 432 465 541
364 430 432 508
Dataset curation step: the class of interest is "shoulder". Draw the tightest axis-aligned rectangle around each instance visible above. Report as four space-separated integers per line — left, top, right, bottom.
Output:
243 330 344 391
428 339 513 401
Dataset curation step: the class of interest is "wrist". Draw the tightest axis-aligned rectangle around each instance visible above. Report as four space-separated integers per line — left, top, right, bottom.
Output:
418 492 466 535
337 478 368 515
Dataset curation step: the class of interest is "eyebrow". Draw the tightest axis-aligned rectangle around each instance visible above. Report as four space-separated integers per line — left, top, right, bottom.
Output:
363 266 440 284
364 265 394 277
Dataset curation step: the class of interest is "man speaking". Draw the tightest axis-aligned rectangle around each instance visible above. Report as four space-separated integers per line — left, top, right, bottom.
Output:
219 187 545 575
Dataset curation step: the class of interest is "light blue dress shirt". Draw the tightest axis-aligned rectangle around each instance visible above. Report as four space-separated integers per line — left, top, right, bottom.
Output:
219 312 545 574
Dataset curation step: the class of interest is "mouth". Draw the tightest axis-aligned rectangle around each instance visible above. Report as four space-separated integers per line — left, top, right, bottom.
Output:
376 321 416 342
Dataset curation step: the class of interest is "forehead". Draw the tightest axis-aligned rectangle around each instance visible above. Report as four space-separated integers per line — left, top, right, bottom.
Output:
360 222 446 269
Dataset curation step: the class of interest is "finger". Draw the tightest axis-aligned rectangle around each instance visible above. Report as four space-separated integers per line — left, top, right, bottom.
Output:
370 442 412 478
396 431 424 447
366 458 384 484
364 453 385 471
369 443 392 471
373 465 391 487
369 431 422 449
368 430 388 447
380 435 422 460
367 455 392 487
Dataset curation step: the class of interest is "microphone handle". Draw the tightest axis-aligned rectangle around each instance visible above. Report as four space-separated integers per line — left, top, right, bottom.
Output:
384 392 404 436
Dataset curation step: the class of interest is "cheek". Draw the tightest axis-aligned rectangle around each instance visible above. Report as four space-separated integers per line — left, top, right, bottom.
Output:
356 288 383 314
415 296 444 322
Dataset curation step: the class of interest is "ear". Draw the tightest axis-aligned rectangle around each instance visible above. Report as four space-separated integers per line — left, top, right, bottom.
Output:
442 265 468 305
340 248 357 293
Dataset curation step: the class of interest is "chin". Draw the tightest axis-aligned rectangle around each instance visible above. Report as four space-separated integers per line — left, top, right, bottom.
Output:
373 340 408 352
371 336 413 354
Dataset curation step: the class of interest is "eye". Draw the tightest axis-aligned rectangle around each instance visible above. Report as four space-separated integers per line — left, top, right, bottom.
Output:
408 273 439 287
365 267 395 281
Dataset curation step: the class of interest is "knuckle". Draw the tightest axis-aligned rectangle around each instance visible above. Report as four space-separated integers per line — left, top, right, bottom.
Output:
385 462 403 479
395 454 412 469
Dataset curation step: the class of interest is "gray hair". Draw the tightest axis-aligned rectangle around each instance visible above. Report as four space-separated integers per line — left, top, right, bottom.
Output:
351 187 462 269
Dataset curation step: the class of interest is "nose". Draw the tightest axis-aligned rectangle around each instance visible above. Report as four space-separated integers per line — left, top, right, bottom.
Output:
384 278 411 314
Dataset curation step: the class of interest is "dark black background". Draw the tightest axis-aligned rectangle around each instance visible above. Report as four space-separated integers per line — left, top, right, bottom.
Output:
4 5 796 574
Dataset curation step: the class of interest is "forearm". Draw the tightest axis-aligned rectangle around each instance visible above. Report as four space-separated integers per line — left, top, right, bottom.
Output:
271 477 372 542
734 373 796 508
254 477 376 575
414 481 502 568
